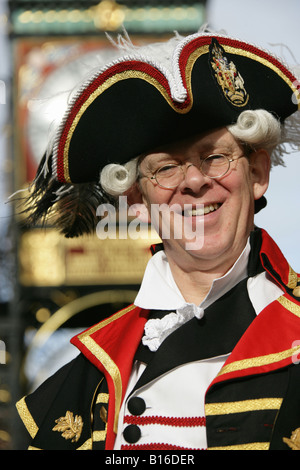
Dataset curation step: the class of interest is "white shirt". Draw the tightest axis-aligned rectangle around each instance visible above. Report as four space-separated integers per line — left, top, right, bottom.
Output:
114 241 283 450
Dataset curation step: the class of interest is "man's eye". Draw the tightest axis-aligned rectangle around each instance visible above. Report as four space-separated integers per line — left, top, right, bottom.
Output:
205 154 227 165
157 164 178 174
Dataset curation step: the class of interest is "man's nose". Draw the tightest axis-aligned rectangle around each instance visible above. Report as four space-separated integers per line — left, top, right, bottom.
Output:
180 163 212 193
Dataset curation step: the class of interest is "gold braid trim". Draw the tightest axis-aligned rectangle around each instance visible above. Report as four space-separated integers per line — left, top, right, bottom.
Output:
218 344 300 378
79 335 121 435
277 295 300 318
16 396 39 439
76 438 92 450
96 393 109 404
208 442 270 450
76 431 107 450
205 398 283 416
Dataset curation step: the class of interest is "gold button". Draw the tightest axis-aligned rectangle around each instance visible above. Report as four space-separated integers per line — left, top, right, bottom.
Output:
293 286 300 297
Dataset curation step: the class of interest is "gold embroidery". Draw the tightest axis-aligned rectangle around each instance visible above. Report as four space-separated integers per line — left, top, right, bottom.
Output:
52 410 83 443
205 398 282 416
210 39 249 107
208 442 270 450
76 438 92 450
223 45 300 109
277 296 300 318
283 427 300 450
93 429 107 442
16 397 39 439
96 392 109 404
218 344 300 378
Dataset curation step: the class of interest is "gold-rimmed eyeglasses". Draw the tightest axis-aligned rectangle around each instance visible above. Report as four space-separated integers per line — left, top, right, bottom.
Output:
140 154 246 189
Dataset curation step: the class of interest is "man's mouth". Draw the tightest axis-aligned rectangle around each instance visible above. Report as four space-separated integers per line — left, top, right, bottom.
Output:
183 203 221 217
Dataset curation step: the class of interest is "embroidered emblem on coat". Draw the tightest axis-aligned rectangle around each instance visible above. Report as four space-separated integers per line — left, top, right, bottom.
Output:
52 410 83 443
210 38 249 107
283 427 300 450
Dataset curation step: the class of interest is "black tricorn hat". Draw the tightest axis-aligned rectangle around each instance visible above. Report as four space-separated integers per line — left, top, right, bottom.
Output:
52 33 298 184
24 32 300 237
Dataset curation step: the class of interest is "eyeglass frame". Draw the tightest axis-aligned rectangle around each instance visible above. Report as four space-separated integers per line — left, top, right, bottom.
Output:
139 153 247 189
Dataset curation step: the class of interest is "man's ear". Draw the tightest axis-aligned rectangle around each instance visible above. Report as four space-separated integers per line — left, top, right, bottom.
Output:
249 149 271 201
124 183 151 223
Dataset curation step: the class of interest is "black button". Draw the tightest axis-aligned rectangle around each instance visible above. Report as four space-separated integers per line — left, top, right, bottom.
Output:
123 424 141 443
127 397 146 416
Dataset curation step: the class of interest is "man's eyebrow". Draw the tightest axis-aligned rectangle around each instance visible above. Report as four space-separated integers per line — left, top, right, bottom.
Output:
196 143 234 154
145 153 177 169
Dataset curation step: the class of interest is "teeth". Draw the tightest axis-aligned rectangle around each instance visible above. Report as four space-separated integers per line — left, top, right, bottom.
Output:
185 203 220 216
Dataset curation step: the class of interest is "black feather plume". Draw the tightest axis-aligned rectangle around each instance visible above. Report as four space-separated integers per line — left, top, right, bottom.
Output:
16 152 116 238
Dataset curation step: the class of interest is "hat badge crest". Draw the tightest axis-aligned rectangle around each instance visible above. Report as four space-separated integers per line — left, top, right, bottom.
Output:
210 38 249 108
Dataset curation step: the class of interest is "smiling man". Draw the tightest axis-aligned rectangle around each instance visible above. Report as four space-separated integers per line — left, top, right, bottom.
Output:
136 127 270 305
16 31 300 451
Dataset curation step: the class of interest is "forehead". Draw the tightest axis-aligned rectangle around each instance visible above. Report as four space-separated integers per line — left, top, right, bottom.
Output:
140 127 240 167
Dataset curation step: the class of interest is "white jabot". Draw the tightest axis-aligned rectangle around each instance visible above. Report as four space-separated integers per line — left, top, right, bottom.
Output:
135 240 251 351
142 303 205 352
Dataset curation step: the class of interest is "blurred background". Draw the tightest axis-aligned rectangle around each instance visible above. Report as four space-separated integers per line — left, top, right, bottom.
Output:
0 0 299 449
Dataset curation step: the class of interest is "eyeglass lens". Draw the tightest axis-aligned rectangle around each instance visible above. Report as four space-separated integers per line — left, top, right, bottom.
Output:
155 154 230 188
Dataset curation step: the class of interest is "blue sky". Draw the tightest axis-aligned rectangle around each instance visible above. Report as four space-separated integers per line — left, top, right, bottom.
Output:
207 0 300 270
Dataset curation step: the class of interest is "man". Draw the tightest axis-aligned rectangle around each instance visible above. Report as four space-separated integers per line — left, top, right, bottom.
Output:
16 31 300 450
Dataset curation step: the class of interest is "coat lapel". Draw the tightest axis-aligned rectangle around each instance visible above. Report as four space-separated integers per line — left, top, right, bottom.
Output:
71 304 149 448
208 228 300 389
209 293 300 389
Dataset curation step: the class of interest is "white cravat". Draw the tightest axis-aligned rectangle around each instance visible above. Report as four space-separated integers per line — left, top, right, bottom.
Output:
136 240 251 351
